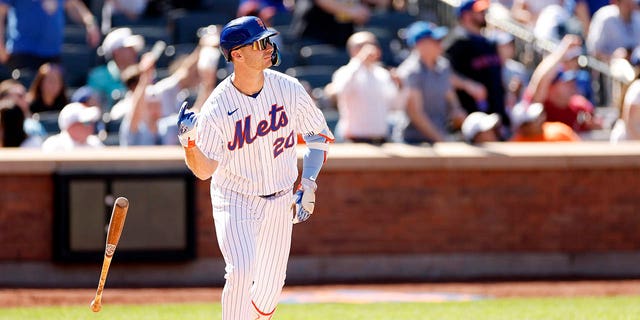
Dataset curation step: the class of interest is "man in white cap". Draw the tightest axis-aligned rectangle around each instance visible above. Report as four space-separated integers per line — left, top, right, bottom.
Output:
42 102 104 151
461 111 501 143
509 102 580 142
88 27 145 110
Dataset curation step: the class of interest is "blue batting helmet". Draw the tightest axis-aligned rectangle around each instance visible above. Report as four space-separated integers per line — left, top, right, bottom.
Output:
219 16 279 64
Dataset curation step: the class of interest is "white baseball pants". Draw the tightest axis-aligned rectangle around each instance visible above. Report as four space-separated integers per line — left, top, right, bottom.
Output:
211 186 294 320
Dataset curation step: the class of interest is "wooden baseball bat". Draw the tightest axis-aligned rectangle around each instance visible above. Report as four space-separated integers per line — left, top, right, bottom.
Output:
90 196 129 312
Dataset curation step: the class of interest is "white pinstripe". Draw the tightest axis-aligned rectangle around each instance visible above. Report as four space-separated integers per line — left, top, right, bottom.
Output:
197 69 327 196
212 185 293 320
197 69 330 320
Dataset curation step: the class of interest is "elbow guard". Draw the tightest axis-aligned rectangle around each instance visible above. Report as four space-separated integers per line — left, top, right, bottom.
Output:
301 128 334 181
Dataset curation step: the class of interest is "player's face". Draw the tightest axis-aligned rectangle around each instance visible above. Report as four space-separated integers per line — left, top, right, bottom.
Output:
235 38 274 69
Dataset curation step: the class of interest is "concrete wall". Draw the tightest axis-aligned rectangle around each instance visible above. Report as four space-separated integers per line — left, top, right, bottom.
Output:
1 142 640 287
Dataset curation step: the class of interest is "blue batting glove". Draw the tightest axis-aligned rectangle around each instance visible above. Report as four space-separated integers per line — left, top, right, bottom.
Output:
177 101 197 148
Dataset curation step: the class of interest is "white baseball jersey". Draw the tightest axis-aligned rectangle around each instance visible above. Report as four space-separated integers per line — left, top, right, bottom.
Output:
196 69 328 195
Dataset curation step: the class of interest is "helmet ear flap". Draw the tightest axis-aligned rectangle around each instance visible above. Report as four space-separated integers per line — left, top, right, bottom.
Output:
221 46 231 62
271 42 281 67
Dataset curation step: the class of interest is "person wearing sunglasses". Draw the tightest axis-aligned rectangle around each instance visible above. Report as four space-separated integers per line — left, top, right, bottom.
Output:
176 16 334 320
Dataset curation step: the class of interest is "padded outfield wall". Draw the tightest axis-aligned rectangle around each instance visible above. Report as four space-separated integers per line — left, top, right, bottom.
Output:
1 142 640 287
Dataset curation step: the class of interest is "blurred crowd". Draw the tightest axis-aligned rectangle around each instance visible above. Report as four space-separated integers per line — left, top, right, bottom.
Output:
2 0 640 150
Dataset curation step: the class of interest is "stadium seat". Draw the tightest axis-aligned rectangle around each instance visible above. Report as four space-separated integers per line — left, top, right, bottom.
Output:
161 43 198 69
34 110 61 134
168 9 233 44
110 14 167 28
271 48 296 73
299 44 350 67
202 0 240 19
63 26 87 45
60 44 97 87
365 11 418 35
271 11 293 26
128 26 171 44
285 65 337 91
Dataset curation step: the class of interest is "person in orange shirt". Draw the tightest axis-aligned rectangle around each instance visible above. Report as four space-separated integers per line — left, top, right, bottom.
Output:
509 102 581 142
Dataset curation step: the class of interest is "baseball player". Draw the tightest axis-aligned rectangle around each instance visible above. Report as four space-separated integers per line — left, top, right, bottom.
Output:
177 16 334 320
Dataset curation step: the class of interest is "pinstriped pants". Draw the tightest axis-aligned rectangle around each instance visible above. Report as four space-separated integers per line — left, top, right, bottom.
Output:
211 186 294 320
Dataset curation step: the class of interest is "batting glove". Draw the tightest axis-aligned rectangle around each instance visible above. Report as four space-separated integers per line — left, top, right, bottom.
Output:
292 178 317 224
177 101 197 148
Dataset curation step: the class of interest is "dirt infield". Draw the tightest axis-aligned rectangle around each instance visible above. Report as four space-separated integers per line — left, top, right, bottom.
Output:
2 280 640 307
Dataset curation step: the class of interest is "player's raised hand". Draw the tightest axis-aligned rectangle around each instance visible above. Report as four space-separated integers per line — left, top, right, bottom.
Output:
292 178 317 224
178 101 197 148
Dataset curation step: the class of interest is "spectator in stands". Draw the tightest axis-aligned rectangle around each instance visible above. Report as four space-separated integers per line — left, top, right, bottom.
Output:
0 100 42 148
574 0 609 36
28 63 69 114
445 0 509 129
0 0 100 75
610 46 640 142
71 85 101 107
510 101 581 141
237 0 291 26
324 31 399 144
511 0 564 27
586 0 640 62
117 62 162 146
193 25 221 112
88 27 145 111
533 2 586 43
461 111 501 143
489 30 529 110
0 79 45 139
289 0 374 49
530 4 594 104
71 84 106 140
397 21 467 144
560 45 594 103
41 102 103 151
523 34 602 132
578 0 610 18
101 0 150 32
113 42 201 146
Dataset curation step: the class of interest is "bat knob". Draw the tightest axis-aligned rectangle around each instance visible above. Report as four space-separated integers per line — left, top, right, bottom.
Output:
114 197 129 208
90 299 102 312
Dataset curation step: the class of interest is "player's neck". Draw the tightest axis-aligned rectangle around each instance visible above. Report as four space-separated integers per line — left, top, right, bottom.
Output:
231 69 265 97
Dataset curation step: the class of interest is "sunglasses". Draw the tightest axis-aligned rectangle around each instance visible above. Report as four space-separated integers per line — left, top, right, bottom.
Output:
246 38 273 51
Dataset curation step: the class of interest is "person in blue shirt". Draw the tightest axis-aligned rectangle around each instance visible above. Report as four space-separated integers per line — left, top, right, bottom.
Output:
0 0 100 75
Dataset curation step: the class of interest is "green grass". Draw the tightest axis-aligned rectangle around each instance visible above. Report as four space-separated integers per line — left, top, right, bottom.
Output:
2 296 640 319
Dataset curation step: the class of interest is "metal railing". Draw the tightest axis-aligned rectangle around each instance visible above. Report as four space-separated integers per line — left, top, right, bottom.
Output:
417 0 632 110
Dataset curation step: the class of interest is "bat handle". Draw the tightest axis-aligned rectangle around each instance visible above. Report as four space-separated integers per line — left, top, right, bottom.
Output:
90 255 112 312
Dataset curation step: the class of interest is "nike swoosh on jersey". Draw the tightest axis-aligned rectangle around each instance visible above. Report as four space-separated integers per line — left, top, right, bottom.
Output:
228 108 239 116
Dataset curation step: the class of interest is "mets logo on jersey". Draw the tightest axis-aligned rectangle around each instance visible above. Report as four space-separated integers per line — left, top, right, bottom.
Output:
227 104 296 158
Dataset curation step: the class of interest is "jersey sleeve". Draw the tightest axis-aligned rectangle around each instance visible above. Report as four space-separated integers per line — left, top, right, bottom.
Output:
294 82 330 137
196 109 225 162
